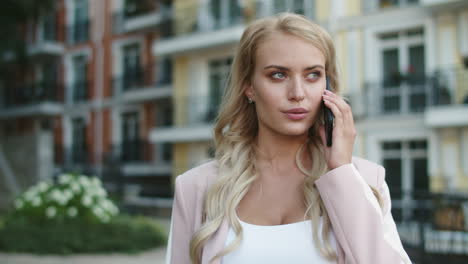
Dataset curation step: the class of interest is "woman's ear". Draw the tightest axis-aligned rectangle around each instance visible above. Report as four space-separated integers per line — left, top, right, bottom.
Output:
244 84 254 100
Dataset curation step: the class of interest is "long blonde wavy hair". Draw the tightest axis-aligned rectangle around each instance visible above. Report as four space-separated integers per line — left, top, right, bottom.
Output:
189 13 382 263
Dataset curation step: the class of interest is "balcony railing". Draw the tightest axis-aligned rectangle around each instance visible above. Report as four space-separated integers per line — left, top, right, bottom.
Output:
111 139 153 163
111 67 171 96
158 0 315 40
363 0 420 13
67 20 90 45
175 95 222 125
113 2 171 34
392 190 468 263
1 81 63 109
356 68 468 117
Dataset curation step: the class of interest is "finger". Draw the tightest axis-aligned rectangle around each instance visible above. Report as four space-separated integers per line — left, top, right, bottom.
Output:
323 93 352 127
322 97 344 129
323 91 352 119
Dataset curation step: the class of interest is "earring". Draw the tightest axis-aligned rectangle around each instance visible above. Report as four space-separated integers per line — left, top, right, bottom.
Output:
248 97 253 104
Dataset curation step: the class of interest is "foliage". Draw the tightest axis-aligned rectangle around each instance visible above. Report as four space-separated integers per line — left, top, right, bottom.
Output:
12 173 119 224
0 214 167 254
0 174 167 254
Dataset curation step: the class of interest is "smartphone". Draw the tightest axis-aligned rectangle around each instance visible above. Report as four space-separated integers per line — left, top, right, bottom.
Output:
323 78 334 147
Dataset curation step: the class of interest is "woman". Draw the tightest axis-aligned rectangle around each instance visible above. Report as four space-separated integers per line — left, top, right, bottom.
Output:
166 13 411 264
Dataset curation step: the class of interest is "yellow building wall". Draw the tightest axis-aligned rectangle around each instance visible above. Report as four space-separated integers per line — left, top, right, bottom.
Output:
172 143 189 185
174 0 199 35
316 0 330 22
335 30 348 93
346 0 362 17
173 57 189 126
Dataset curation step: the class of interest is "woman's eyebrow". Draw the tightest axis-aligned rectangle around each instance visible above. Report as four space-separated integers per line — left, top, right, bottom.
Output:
263 65 325 71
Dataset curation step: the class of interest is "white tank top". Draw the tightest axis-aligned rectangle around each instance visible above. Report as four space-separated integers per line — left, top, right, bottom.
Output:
222 217 337 264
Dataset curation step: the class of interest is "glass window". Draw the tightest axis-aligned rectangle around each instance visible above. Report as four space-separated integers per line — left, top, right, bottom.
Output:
207 57 232 122
73 55 88 101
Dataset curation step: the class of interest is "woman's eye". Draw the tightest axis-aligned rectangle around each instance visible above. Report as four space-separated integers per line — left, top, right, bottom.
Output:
271 72 286 79
307 72 321 80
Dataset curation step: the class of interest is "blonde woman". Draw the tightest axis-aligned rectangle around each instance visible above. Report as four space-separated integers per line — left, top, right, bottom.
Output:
166 13 411 264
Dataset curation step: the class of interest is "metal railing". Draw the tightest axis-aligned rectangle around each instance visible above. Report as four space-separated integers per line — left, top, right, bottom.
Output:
355 68 468 117
1 81 63 109
392 190 468 263
113 2 170 34
362 0 420 14
111 67 171 96
109 139 153 163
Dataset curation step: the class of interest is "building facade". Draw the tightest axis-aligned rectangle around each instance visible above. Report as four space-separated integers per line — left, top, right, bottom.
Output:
0 0 174 209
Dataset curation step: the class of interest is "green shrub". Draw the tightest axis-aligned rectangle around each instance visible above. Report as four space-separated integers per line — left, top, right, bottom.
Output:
0 214 167 254
0 173 167 254
12 173 119 224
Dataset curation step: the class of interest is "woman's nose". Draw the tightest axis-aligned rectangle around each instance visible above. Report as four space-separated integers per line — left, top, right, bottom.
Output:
287 76 305 102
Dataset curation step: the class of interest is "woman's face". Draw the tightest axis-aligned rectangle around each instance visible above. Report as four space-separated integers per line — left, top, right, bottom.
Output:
245 32 326 138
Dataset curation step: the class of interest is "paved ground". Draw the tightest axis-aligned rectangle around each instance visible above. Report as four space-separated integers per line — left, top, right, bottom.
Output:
0 247 167 264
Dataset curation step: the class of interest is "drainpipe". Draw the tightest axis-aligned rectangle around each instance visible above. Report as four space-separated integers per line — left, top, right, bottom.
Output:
0 144 19 196
94 0 105 177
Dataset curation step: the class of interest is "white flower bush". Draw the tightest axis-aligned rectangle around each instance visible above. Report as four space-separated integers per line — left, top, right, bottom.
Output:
13 173 119 223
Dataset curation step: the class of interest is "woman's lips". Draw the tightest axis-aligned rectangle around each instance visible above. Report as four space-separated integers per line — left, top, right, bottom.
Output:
283 108 308 120
284 113 308 120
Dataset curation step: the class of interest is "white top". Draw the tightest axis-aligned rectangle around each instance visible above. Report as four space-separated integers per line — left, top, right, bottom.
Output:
222 216 337 264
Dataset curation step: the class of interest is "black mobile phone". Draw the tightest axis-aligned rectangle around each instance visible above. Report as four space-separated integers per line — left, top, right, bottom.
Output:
323 78 334 147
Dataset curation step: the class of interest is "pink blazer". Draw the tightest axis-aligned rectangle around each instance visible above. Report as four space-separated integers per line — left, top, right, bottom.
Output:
166 157 412 264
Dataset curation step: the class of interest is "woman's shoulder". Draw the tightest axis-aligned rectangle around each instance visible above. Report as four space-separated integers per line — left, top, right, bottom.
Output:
175 159 219 191
351 156 386 188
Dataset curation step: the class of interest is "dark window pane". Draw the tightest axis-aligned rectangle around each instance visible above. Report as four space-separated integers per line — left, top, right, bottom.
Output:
384 158 402 221
382 49 400 87
383 141 402 150
409 140 427 150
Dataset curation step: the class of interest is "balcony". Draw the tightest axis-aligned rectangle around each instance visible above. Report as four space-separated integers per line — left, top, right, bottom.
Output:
113 3 171 34
54 144 91 172
154 1 245 56
154 0 315 56
359 75 433 118
150 96 218 143
67 20 90 45
0 81 63 119
393 190 468 263
28 14 64 57
362 0 420 14
425 67 468 128
111 67 172 102
110 140 172 176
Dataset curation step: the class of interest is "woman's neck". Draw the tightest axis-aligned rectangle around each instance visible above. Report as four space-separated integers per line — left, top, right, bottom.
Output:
255 127 310 176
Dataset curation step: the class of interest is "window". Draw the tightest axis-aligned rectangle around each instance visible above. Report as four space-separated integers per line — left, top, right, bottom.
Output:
122 111 140 161
122 43 142 90
71 117 87 164
382 139 428 222
71 0 89 44
201 0 242 31
72 55 88 102
41 12 57 42
156 57 172 85
379 28 426 114
273 0 306 15
206 57 232 122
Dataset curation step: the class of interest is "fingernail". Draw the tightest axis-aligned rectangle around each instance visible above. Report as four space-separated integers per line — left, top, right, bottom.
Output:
325 90 333 94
